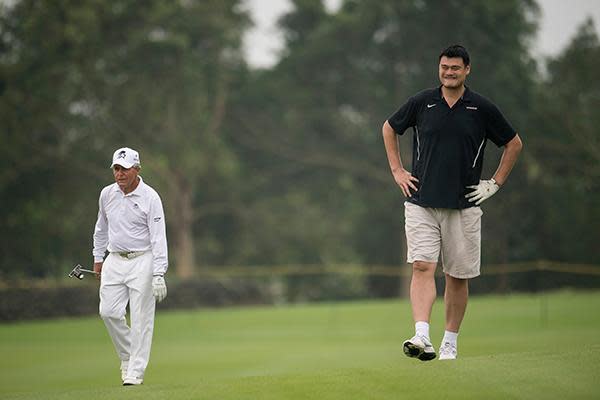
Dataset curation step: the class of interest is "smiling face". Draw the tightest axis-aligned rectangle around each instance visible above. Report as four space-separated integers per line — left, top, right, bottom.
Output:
439 56 470 89
113 165 140 194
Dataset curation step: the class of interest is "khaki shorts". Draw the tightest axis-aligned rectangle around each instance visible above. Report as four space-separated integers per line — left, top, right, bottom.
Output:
404 202 483 279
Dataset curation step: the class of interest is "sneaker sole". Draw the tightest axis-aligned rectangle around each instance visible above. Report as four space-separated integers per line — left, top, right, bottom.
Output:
403 340 436 361
418 351 436 361
402 340 423 358
438 355 456 360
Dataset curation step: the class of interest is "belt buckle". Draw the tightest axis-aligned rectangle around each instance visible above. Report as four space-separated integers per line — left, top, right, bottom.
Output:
117 251 142 259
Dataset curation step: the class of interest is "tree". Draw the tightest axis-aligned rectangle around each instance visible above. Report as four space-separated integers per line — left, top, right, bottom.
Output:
85 0 250 278
526 19 600 263
0 0 250 278
0 0 114 277
231 0 540 295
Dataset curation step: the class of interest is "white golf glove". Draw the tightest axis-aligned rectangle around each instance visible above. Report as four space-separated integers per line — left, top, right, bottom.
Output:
465 178 500 205
152 275 167 302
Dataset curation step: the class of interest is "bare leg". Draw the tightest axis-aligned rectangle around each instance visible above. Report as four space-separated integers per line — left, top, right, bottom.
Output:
410 261 437 323
444 274 469 332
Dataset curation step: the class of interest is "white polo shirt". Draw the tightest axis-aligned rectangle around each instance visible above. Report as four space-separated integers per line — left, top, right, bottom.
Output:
93 176 168 276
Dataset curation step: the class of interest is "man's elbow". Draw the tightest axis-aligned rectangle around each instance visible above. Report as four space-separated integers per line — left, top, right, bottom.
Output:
382 120 394 136
509 133 523 153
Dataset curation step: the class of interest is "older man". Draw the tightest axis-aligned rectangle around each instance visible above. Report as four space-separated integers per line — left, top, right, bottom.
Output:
93 147 168 385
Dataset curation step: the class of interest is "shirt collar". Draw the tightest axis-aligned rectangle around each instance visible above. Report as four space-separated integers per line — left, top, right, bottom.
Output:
461 86 473 103
434 86 443 101
436 85 473 103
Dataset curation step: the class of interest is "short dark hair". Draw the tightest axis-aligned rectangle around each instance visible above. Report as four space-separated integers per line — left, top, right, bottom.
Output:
439 45 470 66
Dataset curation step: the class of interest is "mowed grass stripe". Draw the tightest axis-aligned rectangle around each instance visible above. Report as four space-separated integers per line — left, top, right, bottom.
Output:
1 290 599 400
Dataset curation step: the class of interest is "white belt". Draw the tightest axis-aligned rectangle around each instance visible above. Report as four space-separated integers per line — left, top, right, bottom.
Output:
113 251 146 259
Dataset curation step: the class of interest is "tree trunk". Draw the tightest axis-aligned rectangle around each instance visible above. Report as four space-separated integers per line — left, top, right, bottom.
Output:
173 180 195 279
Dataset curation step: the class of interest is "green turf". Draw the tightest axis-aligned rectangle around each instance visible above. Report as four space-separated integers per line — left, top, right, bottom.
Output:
1 290 599 399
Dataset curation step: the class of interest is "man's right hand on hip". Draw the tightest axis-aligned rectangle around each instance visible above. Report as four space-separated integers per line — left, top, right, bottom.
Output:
392 167 419 197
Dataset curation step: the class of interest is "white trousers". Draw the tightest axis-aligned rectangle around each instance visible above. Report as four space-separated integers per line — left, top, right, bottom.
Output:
99 252 155 379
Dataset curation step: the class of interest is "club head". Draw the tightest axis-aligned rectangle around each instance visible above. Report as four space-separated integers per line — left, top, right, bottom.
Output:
68 264 85 280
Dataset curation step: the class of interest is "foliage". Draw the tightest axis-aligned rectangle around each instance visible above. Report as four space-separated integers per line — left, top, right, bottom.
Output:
0 0 250 278
526 19 600 263
0 0 598 281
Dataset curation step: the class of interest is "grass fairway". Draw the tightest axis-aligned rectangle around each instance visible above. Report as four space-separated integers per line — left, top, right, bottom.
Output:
1 290 599 399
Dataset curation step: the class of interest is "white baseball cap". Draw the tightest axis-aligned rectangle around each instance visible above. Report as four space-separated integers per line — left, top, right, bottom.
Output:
110 147 141 168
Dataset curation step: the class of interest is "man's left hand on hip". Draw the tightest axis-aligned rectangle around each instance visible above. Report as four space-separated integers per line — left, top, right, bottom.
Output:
465 179 499 205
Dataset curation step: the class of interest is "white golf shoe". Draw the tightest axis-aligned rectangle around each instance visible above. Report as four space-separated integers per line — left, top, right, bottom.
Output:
120 361 129 382
438 341 457 360
123 376 143 386
402 334 436 361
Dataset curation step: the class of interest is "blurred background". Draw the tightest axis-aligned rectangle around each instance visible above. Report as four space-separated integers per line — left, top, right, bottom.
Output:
1 0 599 320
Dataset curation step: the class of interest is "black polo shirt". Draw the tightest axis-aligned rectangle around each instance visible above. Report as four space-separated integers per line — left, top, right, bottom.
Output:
388 86 516 209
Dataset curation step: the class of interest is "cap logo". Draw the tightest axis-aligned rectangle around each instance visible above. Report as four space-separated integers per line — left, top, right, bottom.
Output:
117 150 127 159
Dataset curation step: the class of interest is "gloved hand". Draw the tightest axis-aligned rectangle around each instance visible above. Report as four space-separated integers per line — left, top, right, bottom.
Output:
465 178 499 205
152 275 167 302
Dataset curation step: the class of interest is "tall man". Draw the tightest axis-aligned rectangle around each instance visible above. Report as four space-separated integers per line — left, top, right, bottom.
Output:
382 45 522 360
93 147 169 384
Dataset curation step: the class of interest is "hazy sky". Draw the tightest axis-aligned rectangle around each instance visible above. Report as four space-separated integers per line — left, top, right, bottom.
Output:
243 0 600 67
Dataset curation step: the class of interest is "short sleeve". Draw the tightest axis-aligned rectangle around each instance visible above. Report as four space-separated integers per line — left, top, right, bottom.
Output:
485 102 516 147
387 96 418 135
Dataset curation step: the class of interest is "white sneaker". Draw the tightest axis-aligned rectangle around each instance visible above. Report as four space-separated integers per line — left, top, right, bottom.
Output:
123 376 143 386
120 361 129 382
403 334 436 361
438 341 457 360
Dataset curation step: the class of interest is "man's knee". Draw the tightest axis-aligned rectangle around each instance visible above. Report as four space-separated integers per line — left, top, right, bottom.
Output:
413 260 436 274
445 273 469 289
99 304 126 320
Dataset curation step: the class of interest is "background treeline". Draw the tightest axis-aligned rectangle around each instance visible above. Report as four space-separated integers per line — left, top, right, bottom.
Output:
1 0 598 296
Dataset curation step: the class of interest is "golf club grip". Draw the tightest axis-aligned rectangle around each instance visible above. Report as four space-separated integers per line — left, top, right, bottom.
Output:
80 268 98 274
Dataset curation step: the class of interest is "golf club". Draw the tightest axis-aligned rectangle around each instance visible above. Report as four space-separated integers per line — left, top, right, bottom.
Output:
68 264 98 280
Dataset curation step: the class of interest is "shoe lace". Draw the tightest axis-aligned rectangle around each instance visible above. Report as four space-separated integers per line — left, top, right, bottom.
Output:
416 334 432 346
441 341 456 354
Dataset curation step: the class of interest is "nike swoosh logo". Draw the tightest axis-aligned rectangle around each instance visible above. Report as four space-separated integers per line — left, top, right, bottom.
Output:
427 104 436 108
